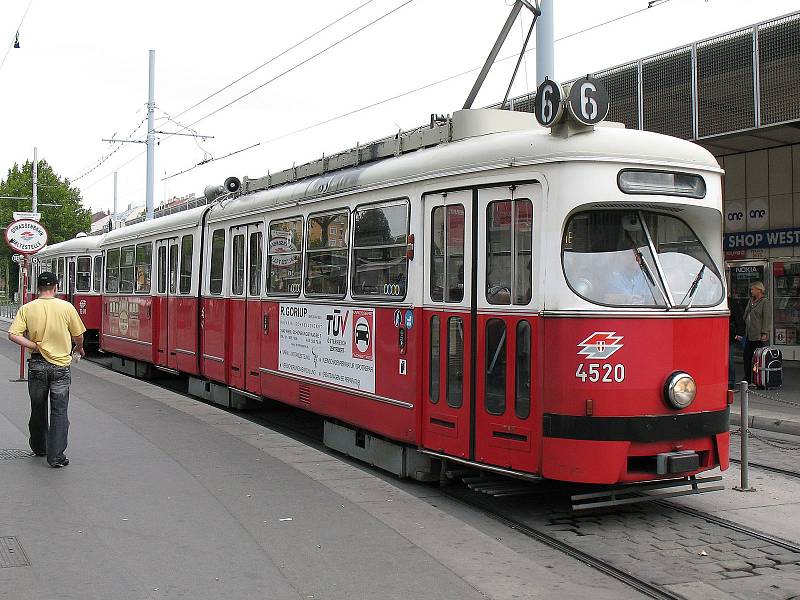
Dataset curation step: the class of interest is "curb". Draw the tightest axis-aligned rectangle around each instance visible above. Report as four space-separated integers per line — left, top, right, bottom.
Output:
731 411 800 437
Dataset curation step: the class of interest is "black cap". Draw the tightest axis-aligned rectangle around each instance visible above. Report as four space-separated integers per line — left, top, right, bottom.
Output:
37 271 58 287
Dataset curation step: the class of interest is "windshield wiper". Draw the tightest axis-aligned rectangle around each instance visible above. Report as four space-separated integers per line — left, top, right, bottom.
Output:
630 246 666 305
679 264 706 310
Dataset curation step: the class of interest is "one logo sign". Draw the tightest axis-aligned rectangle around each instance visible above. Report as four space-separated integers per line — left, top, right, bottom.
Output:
393 309 402 328
5 219 48 254
724 201 746 233
534 78 564 127
577 332 623 360
567 77 609 126
746 198 769 231
404 309 414 330
13 211 41 222
352 310 373 361
79 299 87 309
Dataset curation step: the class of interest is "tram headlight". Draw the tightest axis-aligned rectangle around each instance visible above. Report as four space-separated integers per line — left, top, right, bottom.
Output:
663 372 696 409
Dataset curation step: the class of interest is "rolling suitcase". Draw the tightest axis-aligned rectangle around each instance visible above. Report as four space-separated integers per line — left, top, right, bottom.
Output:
752 346 782 389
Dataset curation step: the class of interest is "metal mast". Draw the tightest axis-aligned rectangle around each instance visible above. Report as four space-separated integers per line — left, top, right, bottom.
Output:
146 50 155 220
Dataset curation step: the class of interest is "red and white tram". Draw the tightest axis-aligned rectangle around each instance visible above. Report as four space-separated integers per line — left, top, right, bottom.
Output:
97 105 729 488
31 233 105 346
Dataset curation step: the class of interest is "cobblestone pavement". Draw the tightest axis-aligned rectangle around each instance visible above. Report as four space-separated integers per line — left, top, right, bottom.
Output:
730 427 800 475
457 487 800 600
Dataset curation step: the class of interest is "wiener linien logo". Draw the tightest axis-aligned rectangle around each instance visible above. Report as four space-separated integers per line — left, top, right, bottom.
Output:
577 332 624 360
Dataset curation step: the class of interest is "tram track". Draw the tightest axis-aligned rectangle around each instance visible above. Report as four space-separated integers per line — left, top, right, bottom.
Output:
440 487 685 600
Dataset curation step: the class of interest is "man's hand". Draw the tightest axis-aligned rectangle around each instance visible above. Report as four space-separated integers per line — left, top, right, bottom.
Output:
76 346 85 358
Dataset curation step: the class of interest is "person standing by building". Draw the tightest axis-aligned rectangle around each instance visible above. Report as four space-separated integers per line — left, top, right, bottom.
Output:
7 272 86 468
736 281 771 384
728 294 745 389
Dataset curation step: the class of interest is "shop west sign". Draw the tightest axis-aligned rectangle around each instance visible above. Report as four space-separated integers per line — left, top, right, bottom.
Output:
4 219 48 254
724 227 800 251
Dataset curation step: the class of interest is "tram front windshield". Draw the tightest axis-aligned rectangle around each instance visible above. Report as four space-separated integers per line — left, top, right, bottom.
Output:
562 210 723 308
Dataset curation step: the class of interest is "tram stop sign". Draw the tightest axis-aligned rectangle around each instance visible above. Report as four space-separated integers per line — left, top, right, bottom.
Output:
4 219 48 255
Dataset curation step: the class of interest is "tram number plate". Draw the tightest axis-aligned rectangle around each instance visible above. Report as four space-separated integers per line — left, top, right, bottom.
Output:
575 363 625 383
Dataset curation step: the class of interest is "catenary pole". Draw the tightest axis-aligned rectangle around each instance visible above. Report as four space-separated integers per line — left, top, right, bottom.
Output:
536 0 554 83
146 50 155 220
113 171 118 216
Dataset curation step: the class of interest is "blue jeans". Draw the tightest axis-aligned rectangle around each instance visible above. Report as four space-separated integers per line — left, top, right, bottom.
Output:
27 356 71 465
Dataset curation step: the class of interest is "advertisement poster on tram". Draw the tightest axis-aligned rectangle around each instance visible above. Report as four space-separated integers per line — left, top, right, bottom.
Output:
278 303 375 393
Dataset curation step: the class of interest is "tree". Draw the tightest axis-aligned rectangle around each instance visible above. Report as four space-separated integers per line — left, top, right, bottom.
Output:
0 159 91 297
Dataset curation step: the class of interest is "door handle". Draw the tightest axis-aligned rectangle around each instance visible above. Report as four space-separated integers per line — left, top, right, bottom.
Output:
263 314 269 333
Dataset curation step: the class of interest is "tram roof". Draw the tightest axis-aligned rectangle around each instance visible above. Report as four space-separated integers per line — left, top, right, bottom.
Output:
209 111 721 223
101 205 208 246
38 233 105 257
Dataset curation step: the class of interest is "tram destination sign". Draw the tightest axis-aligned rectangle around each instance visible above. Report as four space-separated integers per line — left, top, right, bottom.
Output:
278 303 375 393
724 227 800 251
4 219 48 254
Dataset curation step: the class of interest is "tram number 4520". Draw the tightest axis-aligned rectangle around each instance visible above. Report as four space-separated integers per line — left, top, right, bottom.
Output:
575 363 625 383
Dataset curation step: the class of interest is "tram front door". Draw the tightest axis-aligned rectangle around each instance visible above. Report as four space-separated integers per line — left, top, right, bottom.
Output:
422 190 473 460
422 185 540 473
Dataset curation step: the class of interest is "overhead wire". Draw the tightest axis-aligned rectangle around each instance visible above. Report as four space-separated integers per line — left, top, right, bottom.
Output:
74 0 384 194
69 114 149 183
0 0 34 77
172 0 378 121
160 0 417 142
162 0 676 181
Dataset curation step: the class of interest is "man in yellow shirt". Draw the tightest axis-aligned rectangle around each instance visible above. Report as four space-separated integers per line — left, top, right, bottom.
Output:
8 271 86 468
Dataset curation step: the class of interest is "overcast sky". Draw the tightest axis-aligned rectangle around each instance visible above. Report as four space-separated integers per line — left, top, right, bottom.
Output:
1 0 797 216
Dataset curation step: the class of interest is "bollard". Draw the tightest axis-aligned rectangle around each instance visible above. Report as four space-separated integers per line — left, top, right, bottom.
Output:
734 380 756 492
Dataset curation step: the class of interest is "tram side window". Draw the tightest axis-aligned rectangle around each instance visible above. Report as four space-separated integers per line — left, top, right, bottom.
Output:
93 256 102 292
484 319 506 415
119 245 135 293
486 199 533 305
249 231 263 296
57 257 65 292
157 246 167 294
447 317 464 409
352 201 409 299
105 248 120 293
305 210 349 296
515 321 531 419
209 229 225 295
135 243 152 293
231 233 245 296
76 256 92 292
180 235 193 294
268 218 303 296
431 205 465 302
429 315 440 404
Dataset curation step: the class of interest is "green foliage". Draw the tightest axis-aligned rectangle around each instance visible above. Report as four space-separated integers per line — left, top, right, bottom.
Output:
0 159 92 294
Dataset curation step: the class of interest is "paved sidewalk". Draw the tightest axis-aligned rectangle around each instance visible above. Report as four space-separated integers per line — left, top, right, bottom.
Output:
0 338 639 600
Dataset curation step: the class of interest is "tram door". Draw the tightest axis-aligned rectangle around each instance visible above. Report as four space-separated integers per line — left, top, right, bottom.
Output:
67 258 77 304
422 190 473 460
154 238 179 369
228 223 264 393
474 185 538 472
